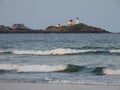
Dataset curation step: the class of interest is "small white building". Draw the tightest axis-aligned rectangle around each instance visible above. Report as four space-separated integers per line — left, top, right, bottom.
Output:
67 19 73 26
66 18 79 26
74 18 79 24
56 24 61 27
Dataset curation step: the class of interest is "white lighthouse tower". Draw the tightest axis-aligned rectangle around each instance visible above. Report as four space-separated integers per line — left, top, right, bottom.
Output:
74 18 79 24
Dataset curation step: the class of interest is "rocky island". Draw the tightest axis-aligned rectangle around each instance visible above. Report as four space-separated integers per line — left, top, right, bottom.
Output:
0 18 109 33
46 23 109 33
0 23 109 33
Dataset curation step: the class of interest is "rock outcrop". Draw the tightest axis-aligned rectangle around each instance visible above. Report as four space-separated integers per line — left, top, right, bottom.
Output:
0 23 109 33
46 23 109 33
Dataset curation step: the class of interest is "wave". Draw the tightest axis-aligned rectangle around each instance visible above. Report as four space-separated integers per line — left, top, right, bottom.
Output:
103 68 120 75
0 49 98 55
0 64 120 75
12 48 82 55
0 64 84 73
0 48 120 56
92 67 120 75
109 50 120 53
12 49 105 55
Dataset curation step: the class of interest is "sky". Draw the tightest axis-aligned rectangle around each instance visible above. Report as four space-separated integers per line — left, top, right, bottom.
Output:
0 0 120 32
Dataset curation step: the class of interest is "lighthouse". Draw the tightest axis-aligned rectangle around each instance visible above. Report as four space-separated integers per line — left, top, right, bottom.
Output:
74 18 79 24
67 19 73 26
66 18 79 26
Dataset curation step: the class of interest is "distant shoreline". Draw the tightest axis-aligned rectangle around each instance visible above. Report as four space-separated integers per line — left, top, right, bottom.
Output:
0 23 110 33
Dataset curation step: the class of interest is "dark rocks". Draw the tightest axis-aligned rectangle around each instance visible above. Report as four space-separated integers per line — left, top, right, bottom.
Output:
0 23 110 33
46 23 109 33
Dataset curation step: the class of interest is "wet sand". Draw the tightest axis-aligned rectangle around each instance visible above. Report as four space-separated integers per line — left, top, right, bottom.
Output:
0 82 120 90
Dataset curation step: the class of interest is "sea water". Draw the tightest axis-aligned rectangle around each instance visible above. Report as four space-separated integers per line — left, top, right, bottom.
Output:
0 33 120 85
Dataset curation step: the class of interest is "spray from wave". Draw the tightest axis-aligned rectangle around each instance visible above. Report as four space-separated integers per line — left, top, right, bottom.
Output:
0 48 97 55
0 64 83 73
0 48 120 56
0 64 120 75
103 68 120 75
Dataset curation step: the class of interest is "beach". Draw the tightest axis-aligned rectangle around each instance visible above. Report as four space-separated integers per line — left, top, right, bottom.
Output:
0 82 120 90
0 0 120 90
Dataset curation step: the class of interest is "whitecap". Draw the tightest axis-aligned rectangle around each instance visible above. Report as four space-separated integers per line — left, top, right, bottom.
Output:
103 68 120 75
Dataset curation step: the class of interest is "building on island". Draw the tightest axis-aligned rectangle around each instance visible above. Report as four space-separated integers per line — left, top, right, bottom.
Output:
0 25 11 30
67 18 79 26
55 18 79 27
12 24 29 30
0 25 4 28
67 19 73 26
56 24 61 28
74 18 79 24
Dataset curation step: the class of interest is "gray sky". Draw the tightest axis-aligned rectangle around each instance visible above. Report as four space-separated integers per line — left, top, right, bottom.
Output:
0 0 120 32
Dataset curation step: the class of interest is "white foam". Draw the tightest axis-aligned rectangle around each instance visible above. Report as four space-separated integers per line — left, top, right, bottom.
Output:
12 48 80 55
0 64 19 71
0 50 6 53
17 65 67 72
103 68 120 75
1 48 120 55
110 50 120 53
12 48 98 55
0 64 67 72
12 50 49 55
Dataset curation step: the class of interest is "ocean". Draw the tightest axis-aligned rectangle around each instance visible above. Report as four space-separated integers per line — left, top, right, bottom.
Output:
0 33 120 85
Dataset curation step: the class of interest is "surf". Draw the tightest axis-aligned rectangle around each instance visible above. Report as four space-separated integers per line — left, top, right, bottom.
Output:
0 64 83 73
1 48 120 56
0 64 120 75
103 68 120 75
12 48 96 55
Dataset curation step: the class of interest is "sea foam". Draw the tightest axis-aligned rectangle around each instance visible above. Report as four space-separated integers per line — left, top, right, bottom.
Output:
110 50 120 53
103 68 120 75
0 64 82 72
11 48 98 55
0 48 120 56
0 64 67 72
0 64 120 75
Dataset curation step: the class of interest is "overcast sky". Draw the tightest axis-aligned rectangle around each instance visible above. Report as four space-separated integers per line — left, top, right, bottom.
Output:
0 0 120 32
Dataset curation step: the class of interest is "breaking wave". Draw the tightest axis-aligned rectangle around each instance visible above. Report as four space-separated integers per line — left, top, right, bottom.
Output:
0 64 120 75
0 48 120 56
0 64 84 73
91 67 120 75
103 68 120 75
